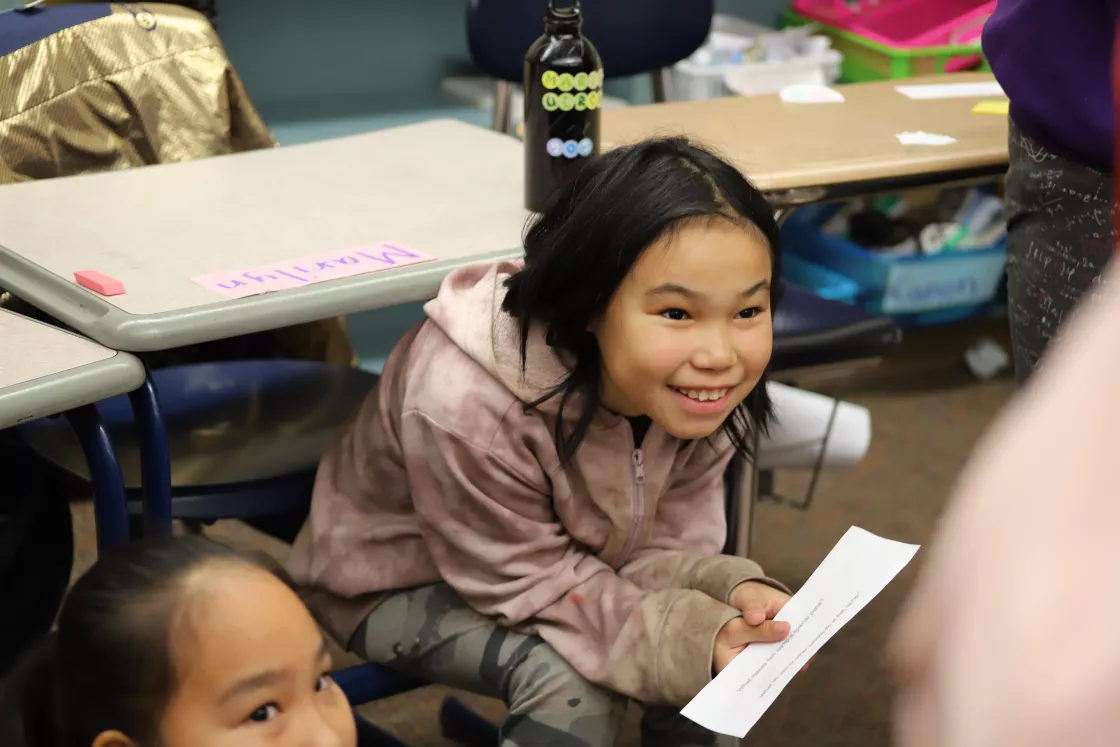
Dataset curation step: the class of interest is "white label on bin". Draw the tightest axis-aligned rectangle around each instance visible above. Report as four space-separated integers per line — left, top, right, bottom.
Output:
881 254 1007 314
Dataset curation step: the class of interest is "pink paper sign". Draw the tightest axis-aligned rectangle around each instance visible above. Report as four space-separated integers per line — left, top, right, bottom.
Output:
191 242 435 299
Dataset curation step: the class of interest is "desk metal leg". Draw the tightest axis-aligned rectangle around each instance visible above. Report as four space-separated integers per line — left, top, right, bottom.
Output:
651 68 672 102
724 456 742 556
727 456 749 557
129 373 173 537
492 80 512 133
64 405 128 552
726 428 763 558
771 188 827 221
746 429 761 554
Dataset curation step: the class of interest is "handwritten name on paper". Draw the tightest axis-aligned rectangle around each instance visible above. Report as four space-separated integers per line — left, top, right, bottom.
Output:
191 243 436 299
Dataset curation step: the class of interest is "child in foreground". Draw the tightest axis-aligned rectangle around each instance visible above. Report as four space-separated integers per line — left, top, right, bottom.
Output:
0 536 357 747
290 137 795 746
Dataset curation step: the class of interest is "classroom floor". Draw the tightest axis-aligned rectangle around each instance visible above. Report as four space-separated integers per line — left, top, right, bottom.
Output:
68 317 1018 747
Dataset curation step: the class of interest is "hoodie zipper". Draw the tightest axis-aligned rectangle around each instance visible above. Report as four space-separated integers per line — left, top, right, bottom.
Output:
618 447 646 565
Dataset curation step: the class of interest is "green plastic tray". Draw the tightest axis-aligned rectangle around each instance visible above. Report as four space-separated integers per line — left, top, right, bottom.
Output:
780 8 991 82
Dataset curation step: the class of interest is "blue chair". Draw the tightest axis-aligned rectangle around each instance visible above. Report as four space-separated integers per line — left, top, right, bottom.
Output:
467 0 714 131
19 360 375 536
772 284 902 373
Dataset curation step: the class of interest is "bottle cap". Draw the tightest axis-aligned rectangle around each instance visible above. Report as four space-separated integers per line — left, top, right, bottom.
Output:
546 0 581 27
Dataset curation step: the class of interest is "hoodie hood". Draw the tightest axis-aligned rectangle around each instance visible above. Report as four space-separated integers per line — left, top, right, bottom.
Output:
424 261 572 412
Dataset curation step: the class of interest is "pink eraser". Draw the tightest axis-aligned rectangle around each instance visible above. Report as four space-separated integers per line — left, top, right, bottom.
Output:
74 270 126 296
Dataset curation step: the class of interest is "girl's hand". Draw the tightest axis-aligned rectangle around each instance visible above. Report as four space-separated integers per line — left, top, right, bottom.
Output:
724 581 814 674
729 580 790 625
713 615 789 674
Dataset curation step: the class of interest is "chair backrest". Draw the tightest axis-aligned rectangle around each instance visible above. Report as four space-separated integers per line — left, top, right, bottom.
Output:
0 2 111 57
466 0 714 83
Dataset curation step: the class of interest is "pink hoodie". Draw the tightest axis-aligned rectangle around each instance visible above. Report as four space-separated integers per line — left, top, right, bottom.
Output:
288 260 785 706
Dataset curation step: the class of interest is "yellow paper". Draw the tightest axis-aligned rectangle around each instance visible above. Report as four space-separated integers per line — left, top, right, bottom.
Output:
972 99 1010 116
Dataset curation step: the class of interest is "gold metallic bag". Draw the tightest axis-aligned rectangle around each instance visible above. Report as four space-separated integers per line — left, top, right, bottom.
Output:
0 2 275 181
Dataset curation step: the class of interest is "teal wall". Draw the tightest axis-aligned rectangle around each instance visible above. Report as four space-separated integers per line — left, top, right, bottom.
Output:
218 0 792 130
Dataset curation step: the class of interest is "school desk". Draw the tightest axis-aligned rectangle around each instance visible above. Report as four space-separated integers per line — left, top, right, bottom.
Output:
0 119 530 352
600 72 1009 210
0 310 143 429
0 309 145 548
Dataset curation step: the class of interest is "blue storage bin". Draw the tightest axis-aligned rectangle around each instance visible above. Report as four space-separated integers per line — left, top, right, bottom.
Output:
781 211 1007 326
782 253 860 305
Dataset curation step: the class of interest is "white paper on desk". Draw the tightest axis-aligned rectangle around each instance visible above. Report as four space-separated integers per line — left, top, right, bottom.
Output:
897 130 958 146
895 81 1004 100
681 526 920 738
779 83 846 104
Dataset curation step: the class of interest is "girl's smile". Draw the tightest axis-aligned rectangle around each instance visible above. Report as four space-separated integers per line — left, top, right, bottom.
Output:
669 384 736 415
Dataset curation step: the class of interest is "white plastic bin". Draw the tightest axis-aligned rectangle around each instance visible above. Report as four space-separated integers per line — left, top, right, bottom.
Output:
723 48 843 97
671 14 842 100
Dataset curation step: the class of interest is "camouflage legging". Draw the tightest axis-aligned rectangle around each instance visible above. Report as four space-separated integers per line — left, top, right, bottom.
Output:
350 583 737 747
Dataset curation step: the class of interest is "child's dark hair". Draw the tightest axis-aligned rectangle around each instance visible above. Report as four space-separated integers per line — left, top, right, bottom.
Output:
502 137 781 463
0 535 281 747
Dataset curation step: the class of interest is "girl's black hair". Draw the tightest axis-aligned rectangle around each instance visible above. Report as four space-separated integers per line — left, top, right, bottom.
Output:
0 535 278 747
502 137 782 464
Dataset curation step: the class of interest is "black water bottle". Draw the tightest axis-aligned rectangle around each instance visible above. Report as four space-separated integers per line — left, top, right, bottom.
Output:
523 0 603 212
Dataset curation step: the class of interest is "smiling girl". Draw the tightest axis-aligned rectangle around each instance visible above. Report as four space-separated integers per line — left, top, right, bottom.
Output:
289 137 794 747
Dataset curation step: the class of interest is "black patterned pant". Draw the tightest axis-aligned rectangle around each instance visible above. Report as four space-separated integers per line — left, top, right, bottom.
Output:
1005 121 1115 383
350 584 736 747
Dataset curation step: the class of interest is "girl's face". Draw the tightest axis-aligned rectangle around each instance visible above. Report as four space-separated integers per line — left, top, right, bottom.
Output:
590 217 773 440
158 564 357 747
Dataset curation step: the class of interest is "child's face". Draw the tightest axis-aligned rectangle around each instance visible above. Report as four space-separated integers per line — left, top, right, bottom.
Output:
159 564 357 747
591 217 773 439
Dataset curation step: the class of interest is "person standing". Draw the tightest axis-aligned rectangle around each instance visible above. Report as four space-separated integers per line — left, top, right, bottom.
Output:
983 0 1117 380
